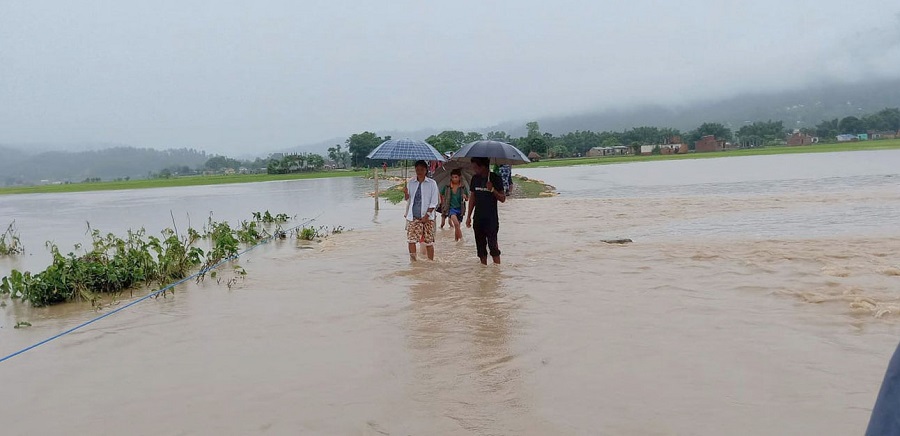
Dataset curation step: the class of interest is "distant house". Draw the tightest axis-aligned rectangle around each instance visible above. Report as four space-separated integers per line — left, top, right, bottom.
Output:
786 132 818 146
641 143 688 155
869 130 899 140
612 146 631 155
528 151 541 162
587 147 613 157
661 144 688 155
836 134 858 142
694 135 726 152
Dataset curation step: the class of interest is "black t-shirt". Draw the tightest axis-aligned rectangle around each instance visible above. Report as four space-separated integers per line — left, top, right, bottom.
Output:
470 172 504 226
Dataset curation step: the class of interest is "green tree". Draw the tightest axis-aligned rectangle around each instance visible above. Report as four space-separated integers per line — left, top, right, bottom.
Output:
815 118 839 140
601 137 620 148
736 120 785 146
862 108 900 132
486 131 511 142
267 159 285 174
878 108 900 131
346 132 384 167
525 136 547 155
204 155 241 171
621 126 669 146
463 131 484 144
327 144 350 168
687 122 733 148
838 116 866 134
306 153 325 170
425 130 465 154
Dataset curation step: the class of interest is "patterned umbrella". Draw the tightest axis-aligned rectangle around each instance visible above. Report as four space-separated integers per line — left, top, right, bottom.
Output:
367 138 446 162
449 140 530 165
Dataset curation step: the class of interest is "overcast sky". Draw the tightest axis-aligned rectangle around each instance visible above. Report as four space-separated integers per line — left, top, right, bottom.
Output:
2 1 899 155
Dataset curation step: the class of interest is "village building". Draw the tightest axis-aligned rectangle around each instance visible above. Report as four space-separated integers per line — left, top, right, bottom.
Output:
786 132 818 146
694 135 726 152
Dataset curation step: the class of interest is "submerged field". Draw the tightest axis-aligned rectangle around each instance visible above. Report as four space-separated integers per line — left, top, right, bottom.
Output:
524 139 900 168
3 140 899 196
0 170 366 195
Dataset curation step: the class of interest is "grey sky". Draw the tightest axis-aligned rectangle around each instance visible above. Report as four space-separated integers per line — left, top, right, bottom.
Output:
2 0 899 155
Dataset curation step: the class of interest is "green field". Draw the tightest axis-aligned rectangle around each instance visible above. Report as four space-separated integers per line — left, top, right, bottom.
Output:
523 139 900 168
0 170 366 196
4 140 897 196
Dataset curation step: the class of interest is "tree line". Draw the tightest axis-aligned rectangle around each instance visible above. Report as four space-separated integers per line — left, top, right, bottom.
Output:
339 107 900 165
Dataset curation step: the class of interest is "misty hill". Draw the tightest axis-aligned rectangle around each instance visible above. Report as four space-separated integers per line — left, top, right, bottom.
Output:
277 78 900 155
490 78 900 136
0 146 210 185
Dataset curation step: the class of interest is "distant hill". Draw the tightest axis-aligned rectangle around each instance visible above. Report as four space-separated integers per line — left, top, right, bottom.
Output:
274 78 900 154
5 78 899 185
0 146 210 185
487 77 900 136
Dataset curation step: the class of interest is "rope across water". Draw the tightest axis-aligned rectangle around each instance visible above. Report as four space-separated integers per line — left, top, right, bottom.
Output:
0 215 320 364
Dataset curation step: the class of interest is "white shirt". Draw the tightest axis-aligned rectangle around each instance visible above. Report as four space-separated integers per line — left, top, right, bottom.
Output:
405 176 440 221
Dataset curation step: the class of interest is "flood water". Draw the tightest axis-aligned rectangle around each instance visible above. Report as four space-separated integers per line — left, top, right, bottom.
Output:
1 150 900 435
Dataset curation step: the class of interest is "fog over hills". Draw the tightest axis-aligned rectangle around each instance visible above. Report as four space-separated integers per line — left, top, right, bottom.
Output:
487 77 900 137
3 77 899 185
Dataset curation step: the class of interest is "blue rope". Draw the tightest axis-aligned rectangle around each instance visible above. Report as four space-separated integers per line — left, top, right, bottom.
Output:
0 215 320 364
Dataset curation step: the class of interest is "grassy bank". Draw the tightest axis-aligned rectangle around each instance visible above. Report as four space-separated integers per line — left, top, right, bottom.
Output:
0 170 366 196
524 139 900 168
377 175 552 204
512 176 552 198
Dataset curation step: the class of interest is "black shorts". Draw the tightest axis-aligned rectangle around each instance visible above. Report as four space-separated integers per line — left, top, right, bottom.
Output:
473 222 500 258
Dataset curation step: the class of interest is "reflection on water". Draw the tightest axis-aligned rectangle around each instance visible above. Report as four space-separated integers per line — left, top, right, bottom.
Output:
2 154 900 434
403 259 530 433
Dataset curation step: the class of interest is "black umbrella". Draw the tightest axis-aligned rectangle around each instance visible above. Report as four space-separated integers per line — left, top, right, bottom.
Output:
449 140 530 165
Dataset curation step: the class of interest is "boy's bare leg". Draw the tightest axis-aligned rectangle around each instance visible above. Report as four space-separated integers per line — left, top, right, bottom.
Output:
450 215 462 241
408 242 417 261
426 245 434 260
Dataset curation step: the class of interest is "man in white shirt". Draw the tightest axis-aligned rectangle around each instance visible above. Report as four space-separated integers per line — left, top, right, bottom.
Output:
405 160 440 261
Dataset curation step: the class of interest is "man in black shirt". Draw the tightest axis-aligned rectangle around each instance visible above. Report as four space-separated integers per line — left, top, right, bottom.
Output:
466 157 506 264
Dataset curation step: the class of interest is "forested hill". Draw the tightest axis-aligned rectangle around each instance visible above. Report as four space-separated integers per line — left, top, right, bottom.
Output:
490 78 900 136
0 146 210 185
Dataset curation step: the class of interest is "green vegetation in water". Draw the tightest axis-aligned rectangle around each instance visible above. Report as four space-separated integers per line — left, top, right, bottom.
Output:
0 221 24 256
252 211 291 224
523 140 900 168
14 321 32 329
0 170 367 196
297 225 347 241
379 183 406 204
0 211 303 307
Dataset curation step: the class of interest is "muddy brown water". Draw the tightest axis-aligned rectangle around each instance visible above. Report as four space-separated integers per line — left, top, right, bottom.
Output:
2 151 900 435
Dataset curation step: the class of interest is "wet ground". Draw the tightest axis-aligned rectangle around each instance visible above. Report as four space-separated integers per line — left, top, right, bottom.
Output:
2 150 900 434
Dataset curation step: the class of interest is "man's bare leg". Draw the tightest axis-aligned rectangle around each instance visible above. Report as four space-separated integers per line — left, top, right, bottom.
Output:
426 245 434 260
408 242 417 261
492 255 501 264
